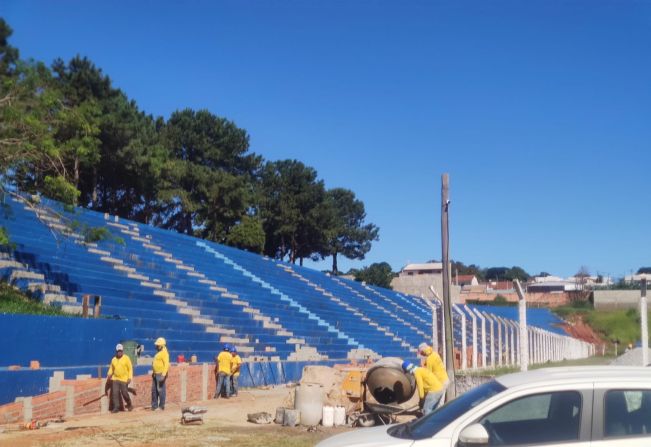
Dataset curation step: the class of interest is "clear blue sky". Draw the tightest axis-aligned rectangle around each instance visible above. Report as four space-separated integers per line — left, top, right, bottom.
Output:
2 1 650 278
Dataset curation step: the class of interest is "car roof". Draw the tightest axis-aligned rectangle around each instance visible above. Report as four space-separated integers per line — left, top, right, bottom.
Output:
495 366 651 389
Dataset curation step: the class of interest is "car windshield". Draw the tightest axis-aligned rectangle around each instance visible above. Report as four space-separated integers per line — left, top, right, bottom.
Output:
388 380 506 440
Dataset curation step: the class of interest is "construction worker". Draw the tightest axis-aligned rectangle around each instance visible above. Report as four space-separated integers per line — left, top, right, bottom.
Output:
151 337 170 410
230 347 242 397
418 342 449 389
402 360 444 416
107 343 133 413
214 344 232 399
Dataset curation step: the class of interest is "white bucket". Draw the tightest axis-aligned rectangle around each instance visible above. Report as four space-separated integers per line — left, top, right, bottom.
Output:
322 405 334 427
295 383 324 426
334 406 346 426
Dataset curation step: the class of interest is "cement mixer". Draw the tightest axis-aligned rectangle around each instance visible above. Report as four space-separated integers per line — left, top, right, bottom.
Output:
362 358 420 423
299 358 420 427
365 357 416 405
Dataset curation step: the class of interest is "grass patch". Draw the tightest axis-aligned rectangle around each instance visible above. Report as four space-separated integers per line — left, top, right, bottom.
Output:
0 282 69 316
554 302 649 346
460 354 615 378
42 422 350 447
586 308 644 345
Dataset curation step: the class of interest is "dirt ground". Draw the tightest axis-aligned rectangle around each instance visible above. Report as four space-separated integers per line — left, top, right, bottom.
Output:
0 386 354 447
560 314 604 345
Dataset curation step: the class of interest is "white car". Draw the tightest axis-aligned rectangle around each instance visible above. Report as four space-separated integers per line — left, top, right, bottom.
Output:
317 366 651 447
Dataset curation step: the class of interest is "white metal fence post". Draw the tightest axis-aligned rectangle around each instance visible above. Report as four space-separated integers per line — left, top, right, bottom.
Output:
465 305 478 370
641 278 648 366
513 280 529 371
454 305 467 370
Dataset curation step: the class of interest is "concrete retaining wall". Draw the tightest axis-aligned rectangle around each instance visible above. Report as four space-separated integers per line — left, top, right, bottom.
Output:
461 291 571 307
594 290 643 310
391 274 462 303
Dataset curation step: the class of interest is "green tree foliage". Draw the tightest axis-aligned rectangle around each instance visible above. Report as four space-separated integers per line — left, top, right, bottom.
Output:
0 226 9 245
0 19 381 266
354 262 395 289
259 159 328 264
484 266 530 281
0 19 19 75
43 175 80 205
226 215 265 253
323 188 379 274
51 56 166 219
157 109 260 240
450 260 484 281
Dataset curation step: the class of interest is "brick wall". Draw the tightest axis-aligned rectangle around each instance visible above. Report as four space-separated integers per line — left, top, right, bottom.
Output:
0 363 212 424
0 359 336 424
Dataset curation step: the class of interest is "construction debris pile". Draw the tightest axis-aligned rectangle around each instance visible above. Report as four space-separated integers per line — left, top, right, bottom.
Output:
267 360 419 429
181 406 207 425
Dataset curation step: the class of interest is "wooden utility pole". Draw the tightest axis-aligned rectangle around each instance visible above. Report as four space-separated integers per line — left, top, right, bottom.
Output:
441 173 456 399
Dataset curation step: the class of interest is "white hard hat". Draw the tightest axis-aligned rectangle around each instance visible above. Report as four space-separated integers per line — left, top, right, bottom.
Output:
155 337 166 346
418 342 429 352
116 343 124 351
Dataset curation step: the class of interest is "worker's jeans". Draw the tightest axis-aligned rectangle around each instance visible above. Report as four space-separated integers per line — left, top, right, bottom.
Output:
230 374 239 396
215 372 231 398
111 380 132 412
422 390 445 416
151 373 166 410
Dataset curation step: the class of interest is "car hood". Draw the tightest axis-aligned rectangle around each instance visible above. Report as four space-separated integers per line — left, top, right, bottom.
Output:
316 425 414 447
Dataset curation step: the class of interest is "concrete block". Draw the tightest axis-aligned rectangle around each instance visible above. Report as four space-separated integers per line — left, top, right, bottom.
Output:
65 385 74 417
22 397 32 423
48 371 65 392
202 363 209 401
180 369 187 403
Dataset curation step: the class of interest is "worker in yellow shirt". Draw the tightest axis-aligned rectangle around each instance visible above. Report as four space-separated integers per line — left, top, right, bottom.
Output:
151 337 170 410
230 347 242 397
402 361 444 416
107 343 133 413
418 343 449 389
214 345 232 399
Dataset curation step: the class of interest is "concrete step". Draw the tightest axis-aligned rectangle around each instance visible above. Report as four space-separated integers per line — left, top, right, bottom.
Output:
140 281 162 289
220 336 249 344
113 264 136 274
44 294 77 304
27 283 61 293
60 304 82 315
88 248 111 256
107 222 129 230
206 326 236 335
153 289 175 299
0 260 24 269
9 270 44 282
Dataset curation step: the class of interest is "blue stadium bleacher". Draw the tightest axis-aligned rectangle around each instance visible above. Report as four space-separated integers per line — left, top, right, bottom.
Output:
0 192 576 365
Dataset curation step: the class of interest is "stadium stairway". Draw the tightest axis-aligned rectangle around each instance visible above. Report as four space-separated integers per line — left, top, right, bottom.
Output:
277 263 418 352
2 195 299 361
0 252 81 313
101 220 328 361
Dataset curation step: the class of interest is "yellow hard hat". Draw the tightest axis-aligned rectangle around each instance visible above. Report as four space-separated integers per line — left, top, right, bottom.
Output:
155 337 166 346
